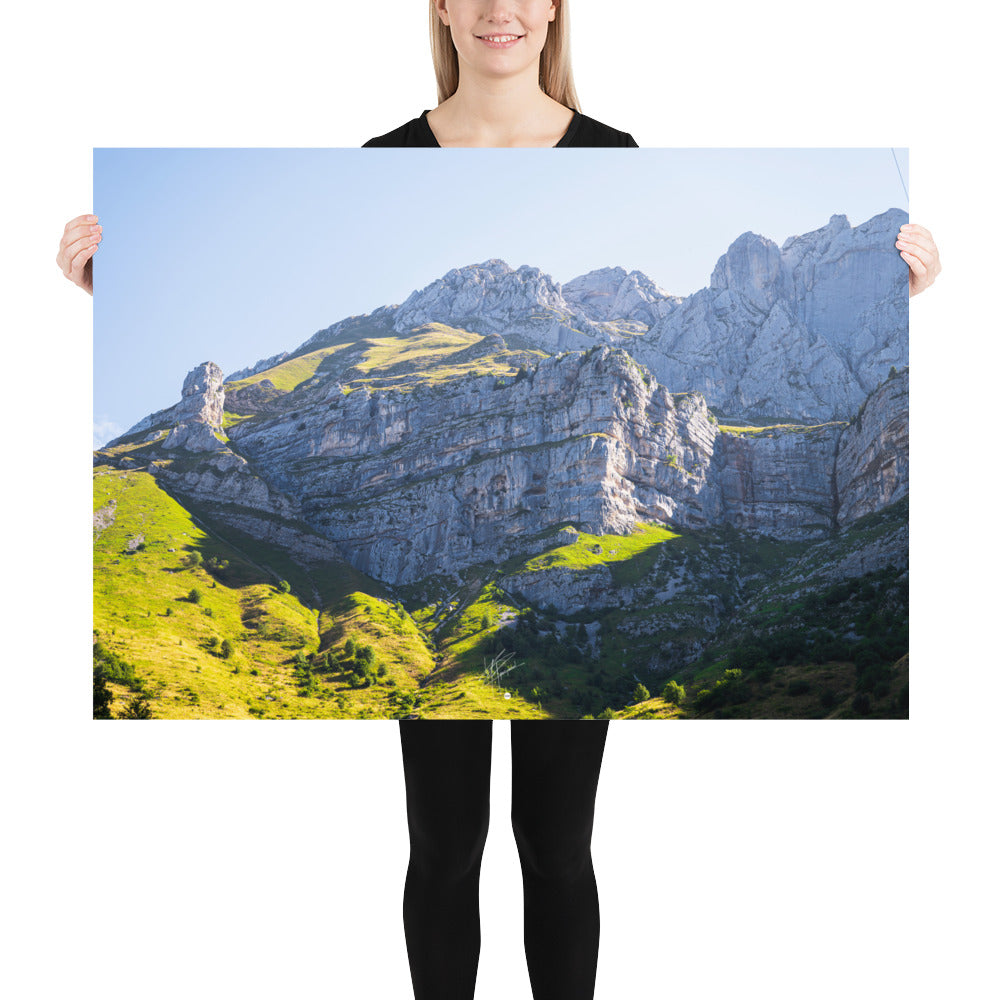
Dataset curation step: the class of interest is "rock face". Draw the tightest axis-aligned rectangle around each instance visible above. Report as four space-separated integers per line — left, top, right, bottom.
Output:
835 368 909 525
216 348 907 584
225 378 282 415
282 210 907 424
391 259 608 355
561 267 682 326
630 210 909 421
228 347 721 582
97 210 908 597
225 352 289 383
713 425 843 538
113 361 226 452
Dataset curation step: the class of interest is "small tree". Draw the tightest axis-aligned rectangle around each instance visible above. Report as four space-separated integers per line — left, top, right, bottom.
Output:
633 682 650 702
188 587 202 604
93 665 113 719
185 550 203 568
277 579 291 594
220 638 234 659
661 680 685 705
344 638 356 657
205 556 229 577
121 693 153 719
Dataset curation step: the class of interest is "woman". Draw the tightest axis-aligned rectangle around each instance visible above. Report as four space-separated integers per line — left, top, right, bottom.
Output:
366 8 625 999
63 3 940 998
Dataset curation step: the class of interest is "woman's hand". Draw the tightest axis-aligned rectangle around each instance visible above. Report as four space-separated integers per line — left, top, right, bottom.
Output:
896 223 940 298
56 214 102 295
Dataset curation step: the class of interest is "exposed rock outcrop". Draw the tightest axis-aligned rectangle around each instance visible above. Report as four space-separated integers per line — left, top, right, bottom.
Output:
97 210 909 599
112 361 226 452
631 210 908 421
835 368 909 525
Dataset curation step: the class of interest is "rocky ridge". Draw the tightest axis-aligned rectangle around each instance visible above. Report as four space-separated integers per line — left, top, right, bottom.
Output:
100 209 908 621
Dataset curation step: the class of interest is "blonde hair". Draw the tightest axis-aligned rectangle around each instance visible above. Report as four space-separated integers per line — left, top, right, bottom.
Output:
429 1 580 110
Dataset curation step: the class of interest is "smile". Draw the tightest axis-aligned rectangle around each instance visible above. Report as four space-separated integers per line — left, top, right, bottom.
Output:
476 34 524 48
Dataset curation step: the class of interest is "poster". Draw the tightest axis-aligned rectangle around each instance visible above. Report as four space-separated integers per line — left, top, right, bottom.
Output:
94 147 908 719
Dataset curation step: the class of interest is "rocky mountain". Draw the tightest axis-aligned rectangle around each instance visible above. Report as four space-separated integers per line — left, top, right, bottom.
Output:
631 210 908 421
273 209 905 423
108 350 907 587
96 209 909 720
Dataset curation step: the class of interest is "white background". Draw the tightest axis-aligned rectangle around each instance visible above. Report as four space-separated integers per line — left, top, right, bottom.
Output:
3 2 995 998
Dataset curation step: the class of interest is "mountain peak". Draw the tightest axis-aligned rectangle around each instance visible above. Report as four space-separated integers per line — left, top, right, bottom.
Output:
710 231 781 293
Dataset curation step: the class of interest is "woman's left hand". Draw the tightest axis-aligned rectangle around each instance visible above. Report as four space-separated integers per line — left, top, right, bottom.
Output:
896 223 941 297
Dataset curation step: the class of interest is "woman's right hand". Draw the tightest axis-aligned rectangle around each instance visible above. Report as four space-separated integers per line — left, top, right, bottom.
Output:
56 214 102 295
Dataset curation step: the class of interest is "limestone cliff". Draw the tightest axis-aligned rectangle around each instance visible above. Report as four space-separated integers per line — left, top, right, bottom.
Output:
835 368 909 526
97 210 909 604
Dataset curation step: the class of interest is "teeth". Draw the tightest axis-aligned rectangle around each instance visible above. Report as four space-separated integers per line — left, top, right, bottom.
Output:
484 34 518 42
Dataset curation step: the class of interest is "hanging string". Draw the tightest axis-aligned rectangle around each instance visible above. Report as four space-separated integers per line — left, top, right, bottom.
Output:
890 148 909 205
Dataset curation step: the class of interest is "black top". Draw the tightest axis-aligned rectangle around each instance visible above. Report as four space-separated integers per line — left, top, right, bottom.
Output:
363 109 637 148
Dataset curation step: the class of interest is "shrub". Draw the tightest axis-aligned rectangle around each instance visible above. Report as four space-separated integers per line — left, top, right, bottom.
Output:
121 693 153 719
188 587 202 604
660 680 685 705
729 643 767 673
205 555 229 577
856 660 892 694
597 708 615 720
220 638 234 659
184 550 203 568
693 669 747 712
633 683 650 702
93 665 113 719
277 579 291 594
93 641 142 692
693 688 713 706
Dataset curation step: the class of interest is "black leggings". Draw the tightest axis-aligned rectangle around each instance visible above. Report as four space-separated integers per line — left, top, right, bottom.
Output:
399 719 610 1000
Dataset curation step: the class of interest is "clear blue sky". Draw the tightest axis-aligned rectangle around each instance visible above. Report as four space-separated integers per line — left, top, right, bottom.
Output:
94 147 907 447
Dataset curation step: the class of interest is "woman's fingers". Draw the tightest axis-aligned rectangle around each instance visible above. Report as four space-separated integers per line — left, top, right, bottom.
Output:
61 230 100 265
897 240 933 268
895 231 934 255
69 240 97 275
67 242 96 295
899 249 926 278
57 214 100 293
59 215 100 250
896 222 941 297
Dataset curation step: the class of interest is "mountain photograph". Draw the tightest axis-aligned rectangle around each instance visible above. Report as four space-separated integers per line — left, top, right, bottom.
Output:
93 149 909 720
